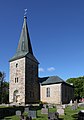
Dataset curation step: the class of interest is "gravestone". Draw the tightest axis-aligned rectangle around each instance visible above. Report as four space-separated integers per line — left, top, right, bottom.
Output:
62 104 67 109
41 108 48 114
28 110 36 119
72 105 77 110
24 107 29 112
48 112 59 120
78 103 84 107
74 100 77 104
16 110 21 116
57 108 64 115
69 100 73 106
74 101 78 108
78 110 84 120
43 104 46 108
48 104 53 108
71 100 78 110
56 105 62 109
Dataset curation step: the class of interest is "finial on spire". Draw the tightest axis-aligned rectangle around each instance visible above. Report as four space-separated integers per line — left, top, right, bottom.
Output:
24 8 27 17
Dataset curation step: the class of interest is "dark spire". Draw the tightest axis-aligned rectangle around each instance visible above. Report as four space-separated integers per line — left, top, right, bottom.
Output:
17 16 33 55
9 13 39 63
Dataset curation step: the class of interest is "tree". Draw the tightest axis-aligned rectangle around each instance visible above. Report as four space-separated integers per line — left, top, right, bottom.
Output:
0 71 9 103
0 72 2 77
66 76 84 101
1 81 9 103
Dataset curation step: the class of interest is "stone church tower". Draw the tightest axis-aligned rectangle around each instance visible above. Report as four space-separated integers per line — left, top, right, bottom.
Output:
9 16 39 104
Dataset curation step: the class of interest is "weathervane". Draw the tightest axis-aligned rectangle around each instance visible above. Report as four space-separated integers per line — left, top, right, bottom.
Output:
24 8 27 17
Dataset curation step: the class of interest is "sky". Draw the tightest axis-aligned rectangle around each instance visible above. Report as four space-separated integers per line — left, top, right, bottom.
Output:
0 0 84 81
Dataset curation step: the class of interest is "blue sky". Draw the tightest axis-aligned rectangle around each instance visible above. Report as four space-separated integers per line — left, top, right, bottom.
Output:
0 0 84 81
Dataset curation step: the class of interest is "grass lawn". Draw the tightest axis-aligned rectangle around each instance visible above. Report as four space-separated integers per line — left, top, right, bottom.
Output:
5 115 20 120
4 106 84 120
60 106 84 120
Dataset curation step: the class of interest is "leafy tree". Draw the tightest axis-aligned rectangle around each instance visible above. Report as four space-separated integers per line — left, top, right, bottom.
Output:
0 72 2 77
0 71 9 103
66 76 84 101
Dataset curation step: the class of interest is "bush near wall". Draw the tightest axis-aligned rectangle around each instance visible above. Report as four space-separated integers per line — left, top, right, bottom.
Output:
0 106 24 119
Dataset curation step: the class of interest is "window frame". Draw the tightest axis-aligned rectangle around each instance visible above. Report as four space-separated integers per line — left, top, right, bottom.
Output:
46 87 50 97
15 78 16 83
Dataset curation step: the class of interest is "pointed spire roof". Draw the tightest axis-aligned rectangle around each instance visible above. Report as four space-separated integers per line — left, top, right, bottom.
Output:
9 16 38 63
17 16 33 55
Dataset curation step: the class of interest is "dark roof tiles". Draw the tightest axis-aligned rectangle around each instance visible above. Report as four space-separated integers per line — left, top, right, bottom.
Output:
41 76 64 85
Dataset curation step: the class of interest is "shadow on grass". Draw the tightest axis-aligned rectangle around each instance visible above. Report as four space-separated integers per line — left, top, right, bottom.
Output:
72 113 78 120
29 106 42 110
37 115 64 120
58 118 64 120
4 117 12 120
37 116 45 118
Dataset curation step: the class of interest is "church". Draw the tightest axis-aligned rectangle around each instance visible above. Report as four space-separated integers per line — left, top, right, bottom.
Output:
9 15 74 105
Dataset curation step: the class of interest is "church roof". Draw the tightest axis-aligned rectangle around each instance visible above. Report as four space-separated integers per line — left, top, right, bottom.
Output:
9 16 38 63
39 77 49 83
41 76 65 85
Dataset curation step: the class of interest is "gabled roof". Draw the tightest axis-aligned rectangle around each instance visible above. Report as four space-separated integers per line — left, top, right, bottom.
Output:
9 16 38 63
41 76 64 85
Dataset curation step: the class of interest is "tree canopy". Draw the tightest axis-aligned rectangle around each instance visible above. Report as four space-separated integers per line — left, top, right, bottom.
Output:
66 76 84 100
0 71 9 103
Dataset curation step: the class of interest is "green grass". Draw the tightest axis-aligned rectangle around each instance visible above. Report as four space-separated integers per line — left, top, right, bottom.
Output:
4 106 84 120
60 106 84 120
0 106 9 108
5 115 20 120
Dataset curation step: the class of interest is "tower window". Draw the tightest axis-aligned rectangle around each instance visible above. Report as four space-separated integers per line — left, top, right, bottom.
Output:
46 87 50 97
15 78 16 83
15 77 18 83
16 63 18 68
17 77 18 83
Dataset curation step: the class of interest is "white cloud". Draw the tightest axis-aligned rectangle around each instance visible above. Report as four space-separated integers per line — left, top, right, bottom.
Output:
39 68 44 72
47 67 55 71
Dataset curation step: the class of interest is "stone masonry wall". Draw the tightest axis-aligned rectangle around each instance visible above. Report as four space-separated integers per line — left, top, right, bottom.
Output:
40 84 62 104
25 57 40 103
61 83 74 104
9 58 25 104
